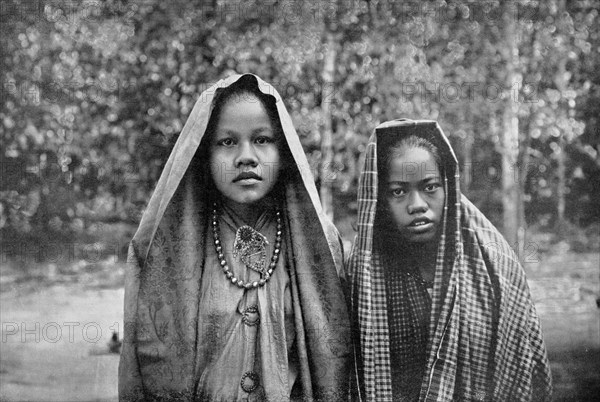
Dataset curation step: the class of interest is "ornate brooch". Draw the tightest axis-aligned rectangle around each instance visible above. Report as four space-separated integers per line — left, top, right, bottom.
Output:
212 204 282 289
233 225 269 275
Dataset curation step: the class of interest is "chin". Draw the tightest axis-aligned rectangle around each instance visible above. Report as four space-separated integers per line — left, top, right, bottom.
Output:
402 232 439 244
412 236 437 244
234 192 268 205
231 196 260 205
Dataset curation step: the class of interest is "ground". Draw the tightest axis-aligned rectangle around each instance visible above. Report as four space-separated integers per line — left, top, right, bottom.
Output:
0 252 598 401
526 252 600 401
0 260 123 402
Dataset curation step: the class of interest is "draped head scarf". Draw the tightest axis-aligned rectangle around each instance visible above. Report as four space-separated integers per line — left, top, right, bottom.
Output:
119 74 351 401
348 119 552 401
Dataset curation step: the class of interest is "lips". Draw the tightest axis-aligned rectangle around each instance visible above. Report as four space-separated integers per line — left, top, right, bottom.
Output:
233 172 262 182
409 217 432 227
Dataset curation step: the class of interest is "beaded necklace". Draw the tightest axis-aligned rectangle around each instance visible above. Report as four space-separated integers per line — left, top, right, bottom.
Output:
211 204 282 289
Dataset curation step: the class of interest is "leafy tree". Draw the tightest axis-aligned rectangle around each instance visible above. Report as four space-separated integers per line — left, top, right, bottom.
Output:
1 0 598 255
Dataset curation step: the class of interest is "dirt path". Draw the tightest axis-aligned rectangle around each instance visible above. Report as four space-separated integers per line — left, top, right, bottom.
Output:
1 283 123 402
0 252 598 401
526 252 600 401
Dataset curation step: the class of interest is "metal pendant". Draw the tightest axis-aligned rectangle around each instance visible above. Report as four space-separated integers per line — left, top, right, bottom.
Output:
233 225 269 275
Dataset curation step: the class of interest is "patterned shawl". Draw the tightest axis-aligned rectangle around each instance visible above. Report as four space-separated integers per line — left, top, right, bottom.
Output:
119 74 351 401
348 119 552 401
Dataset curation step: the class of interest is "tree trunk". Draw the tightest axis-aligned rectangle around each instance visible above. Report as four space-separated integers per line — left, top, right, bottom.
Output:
462 134 472 194
556 133 566 225
517 118 534 261
319 31 336 220
502 106 520 246
501 3 520 245
462 109 474 195
555 57 568 226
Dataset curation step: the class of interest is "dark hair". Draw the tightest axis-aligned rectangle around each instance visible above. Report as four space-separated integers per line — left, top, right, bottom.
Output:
379 134 443 184
374 134 445 252
195 75 292 202
202 75 284 145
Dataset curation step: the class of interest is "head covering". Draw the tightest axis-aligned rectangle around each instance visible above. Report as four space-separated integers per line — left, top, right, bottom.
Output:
348 119 552 401
119 74 351 401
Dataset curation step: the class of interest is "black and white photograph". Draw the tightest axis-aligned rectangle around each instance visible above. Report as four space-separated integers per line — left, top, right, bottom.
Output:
1 1 599 401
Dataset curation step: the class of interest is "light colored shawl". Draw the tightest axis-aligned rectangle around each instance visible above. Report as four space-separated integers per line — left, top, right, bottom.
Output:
348 119 552 401
119 74 351 401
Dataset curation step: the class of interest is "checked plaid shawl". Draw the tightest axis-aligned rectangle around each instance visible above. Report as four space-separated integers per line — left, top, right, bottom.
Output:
348 119 552 401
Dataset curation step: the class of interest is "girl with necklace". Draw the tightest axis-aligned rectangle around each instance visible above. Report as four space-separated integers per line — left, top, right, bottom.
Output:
348 119 552 401
119 74 351 401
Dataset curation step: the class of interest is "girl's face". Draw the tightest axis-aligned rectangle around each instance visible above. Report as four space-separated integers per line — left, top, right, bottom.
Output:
209 94 281 207
384 145 445 244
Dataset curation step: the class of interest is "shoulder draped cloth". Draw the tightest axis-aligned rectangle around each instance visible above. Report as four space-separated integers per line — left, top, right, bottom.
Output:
347 119 552 401
118 74 351 401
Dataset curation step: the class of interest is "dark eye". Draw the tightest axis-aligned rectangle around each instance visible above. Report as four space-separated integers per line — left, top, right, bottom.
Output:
217 138 235 147
255 136 274 145
424 183 441 192
390 188 406 197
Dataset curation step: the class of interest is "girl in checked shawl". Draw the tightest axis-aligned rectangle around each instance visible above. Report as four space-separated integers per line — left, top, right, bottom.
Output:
119 74 351 401
348 119 552 401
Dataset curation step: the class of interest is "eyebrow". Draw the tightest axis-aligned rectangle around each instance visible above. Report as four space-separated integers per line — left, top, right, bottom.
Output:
387 176 441 185
215 127 273 136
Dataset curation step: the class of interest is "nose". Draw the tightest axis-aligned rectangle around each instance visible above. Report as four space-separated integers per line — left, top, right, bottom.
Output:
235 141 258 168
407 191 428 214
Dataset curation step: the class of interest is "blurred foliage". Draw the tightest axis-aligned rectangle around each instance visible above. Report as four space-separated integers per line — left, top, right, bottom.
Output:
1 0 599 251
